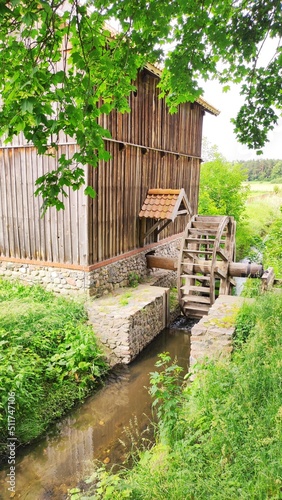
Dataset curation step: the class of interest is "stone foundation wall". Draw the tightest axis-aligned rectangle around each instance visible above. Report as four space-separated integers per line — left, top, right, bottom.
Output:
0 237 181 296
190 296 254 372
0 262 87 295
87 285 170 364
151 270 177 289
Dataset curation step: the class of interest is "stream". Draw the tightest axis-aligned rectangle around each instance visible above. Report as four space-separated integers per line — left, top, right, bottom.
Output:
0 318 194 500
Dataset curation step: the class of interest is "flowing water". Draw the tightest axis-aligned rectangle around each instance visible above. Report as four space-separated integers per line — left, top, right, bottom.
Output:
0 319 194 500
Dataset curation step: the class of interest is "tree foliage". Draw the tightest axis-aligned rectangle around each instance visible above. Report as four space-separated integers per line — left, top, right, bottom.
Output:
238 158 282 181
0 1 281 209
199 153 248 221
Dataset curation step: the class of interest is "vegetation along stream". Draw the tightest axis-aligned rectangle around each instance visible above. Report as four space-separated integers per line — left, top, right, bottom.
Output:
0 318 194 500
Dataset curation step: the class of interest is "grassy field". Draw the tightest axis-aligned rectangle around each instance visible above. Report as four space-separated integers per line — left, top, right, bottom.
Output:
244 192 282 235
236 183 282 264
0 280 108 457
244 181 282 194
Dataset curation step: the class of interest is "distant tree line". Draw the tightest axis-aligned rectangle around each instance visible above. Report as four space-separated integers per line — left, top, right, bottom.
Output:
237 159 282 182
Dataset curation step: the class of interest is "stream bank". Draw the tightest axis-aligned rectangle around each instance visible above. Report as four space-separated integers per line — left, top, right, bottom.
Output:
0 320 193 500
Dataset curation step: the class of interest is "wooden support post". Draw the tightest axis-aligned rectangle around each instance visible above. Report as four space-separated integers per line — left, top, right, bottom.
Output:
261 267 275 291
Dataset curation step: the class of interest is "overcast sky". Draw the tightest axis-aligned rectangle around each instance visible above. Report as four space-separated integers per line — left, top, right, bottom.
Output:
201 36 282 162
202 81 282 162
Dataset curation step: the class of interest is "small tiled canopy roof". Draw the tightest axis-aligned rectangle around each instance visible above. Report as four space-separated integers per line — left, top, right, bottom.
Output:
139 188 192 221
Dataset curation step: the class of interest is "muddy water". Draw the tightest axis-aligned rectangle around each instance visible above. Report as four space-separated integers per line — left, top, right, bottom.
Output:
0 320 193 500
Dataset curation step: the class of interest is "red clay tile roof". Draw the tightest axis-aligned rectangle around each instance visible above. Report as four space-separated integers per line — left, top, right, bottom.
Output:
139 188 191 221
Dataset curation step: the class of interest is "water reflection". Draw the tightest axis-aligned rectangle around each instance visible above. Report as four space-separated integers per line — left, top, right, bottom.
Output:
0 326 191 499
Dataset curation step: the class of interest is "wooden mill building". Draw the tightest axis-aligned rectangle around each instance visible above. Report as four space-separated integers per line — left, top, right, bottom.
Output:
0 63 219 295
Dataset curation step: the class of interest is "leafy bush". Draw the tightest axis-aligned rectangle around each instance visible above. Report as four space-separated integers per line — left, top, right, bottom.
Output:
0 279 108 456
128 272 140 288
235 220 258 261
199 154 248 222
233 301 256 348
241 277 263 298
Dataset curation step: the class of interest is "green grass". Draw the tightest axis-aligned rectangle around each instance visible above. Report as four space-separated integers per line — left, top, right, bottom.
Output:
75 292 282 499
236 189 282 261
169 287 179 311
119 291 132 306
244 181 282 193
0 279 108 456
245 194 282 233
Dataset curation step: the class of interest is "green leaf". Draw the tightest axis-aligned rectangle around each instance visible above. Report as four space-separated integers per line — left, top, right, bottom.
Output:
52 71 65 85
84 186 96 198
21 98 35 114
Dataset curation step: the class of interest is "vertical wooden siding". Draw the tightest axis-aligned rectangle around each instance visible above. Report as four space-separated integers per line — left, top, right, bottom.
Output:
101 71 204 157
88 143 201 264
89 70 204 264
0 70 205 266
0 145 88 265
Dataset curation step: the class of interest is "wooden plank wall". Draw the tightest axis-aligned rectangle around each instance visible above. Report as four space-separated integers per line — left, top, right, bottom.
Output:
0 69 205 266
100 70 204 157
0 145 88 265
88 144 201 264
89 70 204 264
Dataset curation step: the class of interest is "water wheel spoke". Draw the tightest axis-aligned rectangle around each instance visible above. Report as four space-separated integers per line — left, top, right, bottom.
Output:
180 274 211 280
214 267 227 279
183 249 213 255
178 214 236 318
183 304 210 317
188 228 219 236
182 295 211 304
181 285 211 294
185 237 218 243
217 249 228 261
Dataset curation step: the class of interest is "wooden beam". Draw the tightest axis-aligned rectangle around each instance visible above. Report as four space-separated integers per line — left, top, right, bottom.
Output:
145 256 264 278
103 137 202 160
142 219 173 242
229 262 263 277
143 220 160 241
156 219 171 235
146 255 177 270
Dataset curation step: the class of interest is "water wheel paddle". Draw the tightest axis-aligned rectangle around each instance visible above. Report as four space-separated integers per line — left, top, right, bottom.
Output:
177 215 236 318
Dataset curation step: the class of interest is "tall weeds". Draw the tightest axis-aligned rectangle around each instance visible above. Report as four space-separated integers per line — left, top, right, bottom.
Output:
0 279 108 457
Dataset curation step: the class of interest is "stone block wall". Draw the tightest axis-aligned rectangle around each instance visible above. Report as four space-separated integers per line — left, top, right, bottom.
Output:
0 236 181 296
189 296 254 370
0 262 87 295
87 285 170 364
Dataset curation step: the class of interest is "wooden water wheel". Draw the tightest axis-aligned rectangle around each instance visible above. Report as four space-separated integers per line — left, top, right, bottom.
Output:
177 215 236 318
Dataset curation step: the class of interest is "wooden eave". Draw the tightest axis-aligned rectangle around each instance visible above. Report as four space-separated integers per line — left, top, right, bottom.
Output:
144 64 220 116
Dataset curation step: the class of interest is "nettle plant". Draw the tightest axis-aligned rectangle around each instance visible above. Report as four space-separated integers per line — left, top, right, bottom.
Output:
149 353 184 439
